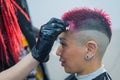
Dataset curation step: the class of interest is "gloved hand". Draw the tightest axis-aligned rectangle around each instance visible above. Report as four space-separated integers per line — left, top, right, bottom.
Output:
32 18 68 62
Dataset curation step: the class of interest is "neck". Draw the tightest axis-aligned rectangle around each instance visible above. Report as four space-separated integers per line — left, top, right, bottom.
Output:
76 65 106 80
77 58 102 76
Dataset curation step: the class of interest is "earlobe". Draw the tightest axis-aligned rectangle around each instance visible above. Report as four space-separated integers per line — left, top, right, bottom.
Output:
84 53 94 61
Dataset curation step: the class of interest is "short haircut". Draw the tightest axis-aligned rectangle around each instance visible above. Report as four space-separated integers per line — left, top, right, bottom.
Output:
62 8 112 42
61 8 112 58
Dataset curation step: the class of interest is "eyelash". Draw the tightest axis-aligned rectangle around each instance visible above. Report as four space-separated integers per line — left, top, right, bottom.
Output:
60 42 66 47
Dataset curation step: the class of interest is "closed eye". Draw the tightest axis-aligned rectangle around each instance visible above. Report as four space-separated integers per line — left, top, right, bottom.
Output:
60 42 67 47
59 37 67 47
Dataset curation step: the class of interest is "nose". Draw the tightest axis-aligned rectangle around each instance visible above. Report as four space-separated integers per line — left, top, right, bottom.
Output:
56 45 63 56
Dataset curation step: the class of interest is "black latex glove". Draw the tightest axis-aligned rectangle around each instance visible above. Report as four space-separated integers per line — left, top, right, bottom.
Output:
32 18 68 62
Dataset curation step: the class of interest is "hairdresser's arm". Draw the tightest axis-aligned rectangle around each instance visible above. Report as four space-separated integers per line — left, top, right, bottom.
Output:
0 53 39 80
0 18 68 80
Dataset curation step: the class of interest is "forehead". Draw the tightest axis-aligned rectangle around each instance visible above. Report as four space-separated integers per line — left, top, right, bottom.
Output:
58 31 76 43
58 32 71 41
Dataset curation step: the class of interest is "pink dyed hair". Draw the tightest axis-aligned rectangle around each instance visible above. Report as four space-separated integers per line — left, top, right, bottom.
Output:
61 8 112 41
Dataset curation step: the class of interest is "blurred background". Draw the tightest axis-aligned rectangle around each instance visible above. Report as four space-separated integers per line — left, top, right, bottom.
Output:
27 0 120 80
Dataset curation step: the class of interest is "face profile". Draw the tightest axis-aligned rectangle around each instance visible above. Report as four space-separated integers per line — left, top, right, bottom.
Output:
56 8 112 80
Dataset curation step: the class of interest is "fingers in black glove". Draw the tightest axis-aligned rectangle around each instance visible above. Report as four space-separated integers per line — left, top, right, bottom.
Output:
32 18 68 62
47 18 68 27
40 18 68 40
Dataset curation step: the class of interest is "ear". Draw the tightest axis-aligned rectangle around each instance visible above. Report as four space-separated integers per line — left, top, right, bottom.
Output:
87 41 97 54
84 41 97 60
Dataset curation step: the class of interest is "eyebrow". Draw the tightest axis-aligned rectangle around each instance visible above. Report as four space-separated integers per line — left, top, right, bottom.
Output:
59 37 66 42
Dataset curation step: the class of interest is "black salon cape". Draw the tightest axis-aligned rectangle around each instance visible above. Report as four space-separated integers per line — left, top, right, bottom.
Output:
65 72 112 80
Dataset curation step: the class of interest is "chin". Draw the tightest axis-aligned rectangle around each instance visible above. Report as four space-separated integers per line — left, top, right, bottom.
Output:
64 68 74 74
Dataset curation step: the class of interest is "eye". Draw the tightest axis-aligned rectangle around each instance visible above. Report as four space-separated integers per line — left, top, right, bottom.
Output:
60 42 67 47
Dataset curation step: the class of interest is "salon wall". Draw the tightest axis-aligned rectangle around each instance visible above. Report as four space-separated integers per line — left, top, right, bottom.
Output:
27 0 120 80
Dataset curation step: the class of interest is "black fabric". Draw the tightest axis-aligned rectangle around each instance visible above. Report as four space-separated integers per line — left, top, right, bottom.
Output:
65 72 112 80
39 63 49 80
0 49 15 72
65 74 77 80
15 0 36 49
93 72 112 80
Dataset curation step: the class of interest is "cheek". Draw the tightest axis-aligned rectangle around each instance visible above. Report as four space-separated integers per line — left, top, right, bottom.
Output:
68 48 84 64
64 47 84 60
64 47 86 72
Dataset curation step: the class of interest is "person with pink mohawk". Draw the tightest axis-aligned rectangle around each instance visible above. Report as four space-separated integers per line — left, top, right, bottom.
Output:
59 8 112 80
0 7 112 80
